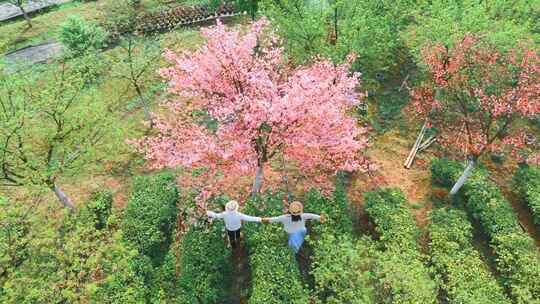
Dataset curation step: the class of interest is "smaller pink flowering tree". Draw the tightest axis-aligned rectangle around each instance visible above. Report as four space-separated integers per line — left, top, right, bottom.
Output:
410 36 539 195
134 19 372 205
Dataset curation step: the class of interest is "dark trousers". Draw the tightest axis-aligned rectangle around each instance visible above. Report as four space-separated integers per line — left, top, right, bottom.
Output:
227 228 241 248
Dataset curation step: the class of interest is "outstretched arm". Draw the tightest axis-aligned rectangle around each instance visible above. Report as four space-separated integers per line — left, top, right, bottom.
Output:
302 213 321 221
207 211 224 219
239 213 261 223
266 215 287 223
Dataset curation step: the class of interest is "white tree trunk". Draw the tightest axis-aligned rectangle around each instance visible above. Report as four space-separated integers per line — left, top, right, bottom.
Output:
449 158 476 195
250 165 264 197
52 183 75 211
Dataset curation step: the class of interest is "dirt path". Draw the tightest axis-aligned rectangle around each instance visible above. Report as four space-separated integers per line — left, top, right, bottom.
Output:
224 244 251 304
348 129 434 228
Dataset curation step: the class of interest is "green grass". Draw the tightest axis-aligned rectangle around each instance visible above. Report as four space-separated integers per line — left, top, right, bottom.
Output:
0 2 101 53
0 0 177 54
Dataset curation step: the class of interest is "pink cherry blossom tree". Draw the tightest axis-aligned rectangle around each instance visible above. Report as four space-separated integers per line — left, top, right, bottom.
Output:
410 36 539 195
133 18 373 204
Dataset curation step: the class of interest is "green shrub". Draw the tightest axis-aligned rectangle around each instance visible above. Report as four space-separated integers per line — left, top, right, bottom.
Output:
429 208 510 304
81 191 113 230
177 222 232 303
372 245 437 304
364 188 420 249
58 16 108 56
122 172 179 264
304 186 352 235
87 232 148 304
431 158 540 304
364 188 438 304
311 234 377 303
306 179 377 303
513 165 540 227
244 193 310 304
467 176 521 236
494 232 540 303
430 157 465 188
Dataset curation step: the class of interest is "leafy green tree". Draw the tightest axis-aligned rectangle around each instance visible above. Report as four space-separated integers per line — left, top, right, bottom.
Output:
260 0 415 81
403 0 536 62
113 36 161 128
0 60 114 210
58 16 108 57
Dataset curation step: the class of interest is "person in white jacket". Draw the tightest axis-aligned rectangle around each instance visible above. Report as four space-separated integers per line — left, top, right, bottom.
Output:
262 201 325 254
207 200 262 248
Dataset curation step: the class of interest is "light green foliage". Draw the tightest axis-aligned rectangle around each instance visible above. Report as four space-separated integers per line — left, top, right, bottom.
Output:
122 172 179 264
310 235 377 304
0 195 146 303
58 15 108 57
513 165 540 227
80 190 113 230
431 158 540 303
306 178 377 303
0 58 114 207
177 222 232 303
404 0 537 62
429 208 510 304
244 193 310 304
0 197 37 294
260 0 415 80
304 178 352 235
365 189 421 249
365 188 438 304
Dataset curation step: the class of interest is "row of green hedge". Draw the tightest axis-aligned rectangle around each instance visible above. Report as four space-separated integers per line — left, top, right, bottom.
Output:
364 188 438 304
513 165 540 228
122 172 179 265
429 208 510 303
174 221 232 303
121 172 234 303
431 158 540 304
306 180 377 303
243 193 310 304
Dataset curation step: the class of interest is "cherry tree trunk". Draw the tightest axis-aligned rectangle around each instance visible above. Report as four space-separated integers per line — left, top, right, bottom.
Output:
51 183 75 211
134 84 153 128
250 165 264 197
449 158 476 196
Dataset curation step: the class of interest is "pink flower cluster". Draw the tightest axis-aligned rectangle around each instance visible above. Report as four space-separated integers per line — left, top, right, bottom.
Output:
134 19 372 202
411 36 539 159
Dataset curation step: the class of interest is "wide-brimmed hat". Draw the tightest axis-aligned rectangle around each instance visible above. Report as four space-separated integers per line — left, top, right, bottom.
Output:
226 200 239 212
289 201 303 215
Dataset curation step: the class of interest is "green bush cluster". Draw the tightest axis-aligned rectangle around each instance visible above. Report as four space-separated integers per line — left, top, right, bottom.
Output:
306 183 377 303
176 221 232 303
431 158 540 303
513 165 540 228
304 178 353 235
58 15 108 57
122 171 179 264
364 188 438 304
311 234 377 304
429 208 510 303
243 193 310 304
0 195 147 303
80 190 113 230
